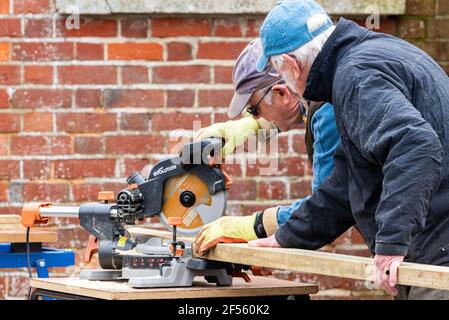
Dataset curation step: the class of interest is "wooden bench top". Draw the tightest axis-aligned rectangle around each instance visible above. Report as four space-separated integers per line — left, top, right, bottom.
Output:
30 276 319 300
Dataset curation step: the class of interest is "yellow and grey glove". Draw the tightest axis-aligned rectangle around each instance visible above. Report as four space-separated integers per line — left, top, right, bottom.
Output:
194 116 261 156
194 207 279 255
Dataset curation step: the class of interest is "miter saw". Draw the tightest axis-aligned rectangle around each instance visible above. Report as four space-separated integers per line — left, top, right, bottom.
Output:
21 138 248 288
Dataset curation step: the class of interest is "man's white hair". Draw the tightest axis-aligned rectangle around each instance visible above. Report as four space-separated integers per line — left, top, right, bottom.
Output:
271 14 335 72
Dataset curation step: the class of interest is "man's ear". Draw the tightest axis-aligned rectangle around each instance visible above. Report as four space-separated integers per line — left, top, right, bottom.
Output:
281 54 301 80
272 84 291 105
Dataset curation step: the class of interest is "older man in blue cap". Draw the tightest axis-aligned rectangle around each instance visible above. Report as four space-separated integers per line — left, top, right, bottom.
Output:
247 0 449 300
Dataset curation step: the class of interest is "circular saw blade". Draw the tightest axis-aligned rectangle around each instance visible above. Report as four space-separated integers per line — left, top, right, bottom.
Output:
159 171 226 235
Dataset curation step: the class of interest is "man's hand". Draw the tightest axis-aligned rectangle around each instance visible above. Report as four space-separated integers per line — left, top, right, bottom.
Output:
373 254 404 296
248 234 281 248
194 214 258 256
194 117 260 156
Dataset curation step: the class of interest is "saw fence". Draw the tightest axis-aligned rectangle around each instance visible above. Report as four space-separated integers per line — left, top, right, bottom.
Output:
129 227 449 291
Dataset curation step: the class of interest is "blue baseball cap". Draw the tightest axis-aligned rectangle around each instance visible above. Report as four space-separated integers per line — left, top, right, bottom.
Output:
256 0 333 72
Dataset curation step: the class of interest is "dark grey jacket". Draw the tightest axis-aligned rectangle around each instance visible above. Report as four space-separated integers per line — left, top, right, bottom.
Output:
276 18 449 265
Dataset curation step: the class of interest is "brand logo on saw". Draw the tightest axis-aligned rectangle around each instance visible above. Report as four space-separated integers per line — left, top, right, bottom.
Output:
153 165 177 176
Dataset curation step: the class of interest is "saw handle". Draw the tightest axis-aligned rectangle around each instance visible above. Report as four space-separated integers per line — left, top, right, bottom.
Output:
180 138 232 190
180 138 223 166
208 158 232 190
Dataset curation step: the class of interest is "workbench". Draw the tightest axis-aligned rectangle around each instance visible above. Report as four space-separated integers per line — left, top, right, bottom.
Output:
29 276 319 300
0 215 75 278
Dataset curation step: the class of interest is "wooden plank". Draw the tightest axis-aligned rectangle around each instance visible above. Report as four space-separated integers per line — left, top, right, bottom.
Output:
0 214 58 243
0 229 58 243
0 224 22 230
199 244 449 291
30 276 318 300
127 227 195 243
0 215 21 224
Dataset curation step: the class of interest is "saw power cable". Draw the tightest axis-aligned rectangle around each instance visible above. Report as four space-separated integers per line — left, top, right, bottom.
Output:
26 227 33 300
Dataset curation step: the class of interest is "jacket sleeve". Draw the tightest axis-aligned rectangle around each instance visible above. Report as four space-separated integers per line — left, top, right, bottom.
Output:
334 70 443 256
277 197 309 226
276 103 340 225
275 145 355 249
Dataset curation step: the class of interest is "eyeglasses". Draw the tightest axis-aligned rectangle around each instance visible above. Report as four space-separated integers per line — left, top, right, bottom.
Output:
246 85 273 117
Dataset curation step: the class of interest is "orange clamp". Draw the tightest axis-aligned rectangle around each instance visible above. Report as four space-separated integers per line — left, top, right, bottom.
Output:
21 202 52 228
230 271 252 283
168 217 182 226
98 191 115 202
250 265 273 276
169 244 185 257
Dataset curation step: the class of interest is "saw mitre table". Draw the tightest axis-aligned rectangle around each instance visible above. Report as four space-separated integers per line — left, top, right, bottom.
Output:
29 276 318 300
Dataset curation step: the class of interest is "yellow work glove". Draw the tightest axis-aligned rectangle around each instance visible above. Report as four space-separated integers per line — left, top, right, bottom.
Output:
194 208 279 255
194 116 260 156
194 213 258 256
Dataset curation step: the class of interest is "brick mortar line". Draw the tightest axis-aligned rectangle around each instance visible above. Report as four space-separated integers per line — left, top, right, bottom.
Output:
51 106 57 132
162 84 167 108
147 15 152 37
0 60 237 66
0 152 308 159
227 200 302 205
3 131 306 140
0 108 228 114
116 12 122 37
0 14 57 18
52 11 57 39
253 176 299 182
0 36 255 42
161 41 167 61
0 83 235 89
116 65 122 85
147 63 152 82
193 89 199 108
191 38 199 61
52 64 58 87
18 157 23 179
7 179 310 186
19 15 24 38
9 0 14 16
116 157 123 177
7 180 125 186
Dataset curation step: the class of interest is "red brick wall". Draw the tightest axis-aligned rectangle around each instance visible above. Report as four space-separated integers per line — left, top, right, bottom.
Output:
0 0 447 299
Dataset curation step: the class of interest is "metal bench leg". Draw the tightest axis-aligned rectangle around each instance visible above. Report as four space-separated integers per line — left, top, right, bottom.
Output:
35 258 49 278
